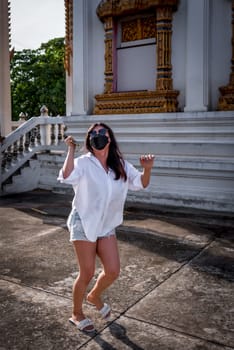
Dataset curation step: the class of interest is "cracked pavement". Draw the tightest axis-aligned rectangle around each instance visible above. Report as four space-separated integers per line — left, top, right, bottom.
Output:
0 190 234 350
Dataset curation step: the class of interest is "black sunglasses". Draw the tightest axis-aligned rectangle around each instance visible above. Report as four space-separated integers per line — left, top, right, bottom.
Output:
90 127 107 137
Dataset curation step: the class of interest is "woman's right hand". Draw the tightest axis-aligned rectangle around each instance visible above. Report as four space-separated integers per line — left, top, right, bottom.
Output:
65 135 76 150
62 136 76 178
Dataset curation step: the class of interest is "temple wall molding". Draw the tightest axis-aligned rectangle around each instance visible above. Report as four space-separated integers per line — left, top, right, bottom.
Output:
96 0 178 18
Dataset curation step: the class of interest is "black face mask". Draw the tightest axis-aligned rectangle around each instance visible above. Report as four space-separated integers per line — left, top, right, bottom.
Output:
90 134 109 150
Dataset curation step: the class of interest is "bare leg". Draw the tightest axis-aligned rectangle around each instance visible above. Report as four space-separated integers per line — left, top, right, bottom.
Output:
87 235 120 311
72 240 96 330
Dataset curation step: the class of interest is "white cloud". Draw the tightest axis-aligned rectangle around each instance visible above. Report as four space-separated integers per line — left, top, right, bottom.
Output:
10 0 65 50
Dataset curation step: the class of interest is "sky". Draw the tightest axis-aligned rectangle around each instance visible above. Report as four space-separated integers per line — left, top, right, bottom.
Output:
10 0 65 51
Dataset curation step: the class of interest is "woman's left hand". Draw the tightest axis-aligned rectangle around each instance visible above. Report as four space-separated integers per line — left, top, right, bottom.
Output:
140 154 155 169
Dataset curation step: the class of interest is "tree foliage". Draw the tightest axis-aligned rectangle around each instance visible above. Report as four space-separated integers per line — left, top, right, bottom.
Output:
10 38 66 120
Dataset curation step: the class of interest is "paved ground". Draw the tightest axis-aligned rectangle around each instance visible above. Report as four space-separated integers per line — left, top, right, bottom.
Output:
0 190 234 350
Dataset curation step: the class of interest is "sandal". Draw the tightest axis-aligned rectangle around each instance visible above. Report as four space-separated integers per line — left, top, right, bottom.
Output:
99 303 111 321
69 317 95 333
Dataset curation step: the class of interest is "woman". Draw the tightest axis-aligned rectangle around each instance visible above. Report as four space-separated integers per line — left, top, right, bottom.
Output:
58 122 155 332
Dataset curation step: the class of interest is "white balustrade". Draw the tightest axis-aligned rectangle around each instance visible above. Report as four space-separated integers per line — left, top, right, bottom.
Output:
1 114 66 185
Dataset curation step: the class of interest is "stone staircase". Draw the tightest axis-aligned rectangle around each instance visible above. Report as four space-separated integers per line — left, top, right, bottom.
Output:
0 115 66 195
3 158 40 194
63 111 234 212
1 111 234 213
36 152 72 194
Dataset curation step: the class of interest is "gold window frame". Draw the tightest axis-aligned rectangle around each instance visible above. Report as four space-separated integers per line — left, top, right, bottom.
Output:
94 0 179 114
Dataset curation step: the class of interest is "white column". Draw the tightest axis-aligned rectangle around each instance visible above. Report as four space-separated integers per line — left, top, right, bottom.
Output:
66 71 73 116
184 0 209 112
71 0 89 115
0 0 11 136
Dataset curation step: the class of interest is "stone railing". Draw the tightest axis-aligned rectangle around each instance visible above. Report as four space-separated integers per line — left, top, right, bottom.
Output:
1 109 66 186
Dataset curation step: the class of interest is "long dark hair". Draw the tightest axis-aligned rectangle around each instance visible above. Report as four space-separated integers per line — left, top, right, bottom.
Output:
85 122 127 181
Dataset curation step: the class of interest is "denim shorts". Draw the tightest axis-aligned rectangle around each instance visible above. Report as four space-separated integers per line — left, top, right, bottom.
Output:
67 208 115 242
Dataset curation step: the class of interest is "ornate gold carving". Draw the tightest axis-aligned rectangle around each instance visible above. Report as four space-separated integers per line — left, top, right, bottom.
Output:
218 86 234 110
97 0 178 20
95 0 179 114
94 90 179 114
156 6 173 90
8 0 14 61
104 17 114 93
218 0 234 111
122 16 155 42
142 16 155 39
122 20 138 42
8 0 11 48
64 0 73 76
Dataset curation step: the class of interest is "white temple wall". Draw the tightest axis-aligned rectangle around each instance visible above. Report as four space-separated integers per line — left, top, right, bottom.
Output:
69 0 233 115
172 0 187 111
62 0 234 213
67 0 232 115
88 0 105 112
173 0 232 112
68 0 104 116
209 0 232 110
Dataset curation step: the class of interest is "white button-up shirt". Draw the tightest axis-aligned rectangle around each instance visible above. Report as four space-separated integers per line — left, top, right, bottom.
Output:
58 152 143 242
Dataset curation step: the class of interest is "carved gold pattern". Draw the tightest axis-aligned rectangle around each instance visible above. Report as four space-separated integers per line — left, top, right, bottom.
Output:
142 16 156 39
95 0 179 114
156 6 173 90
8 0 14 61
104 17 114 93
122 16 155 42
8 0 11 48
94 90 179 114
97 0 178 20
64 0 73 76
218 0 234 111
122 20 138 42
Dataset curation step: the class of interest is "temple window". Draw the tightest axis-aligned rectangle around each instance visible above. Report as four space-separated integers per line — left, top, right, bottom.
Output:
116 14 156 92
95 0 179 114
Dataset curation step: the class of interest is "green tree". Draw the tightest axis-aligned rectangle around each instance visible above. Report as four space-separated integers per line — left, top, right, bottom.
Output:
10 37 66 121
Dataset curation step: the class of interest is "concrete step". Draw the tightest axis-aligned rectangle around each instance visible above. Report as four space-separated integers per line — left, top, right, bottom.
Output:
2 159 40 194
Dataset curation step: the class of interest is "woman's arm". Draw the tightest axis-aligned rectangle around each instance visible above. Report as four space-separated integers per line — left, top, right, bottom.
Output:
62 136 76 179
140 154 155 188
